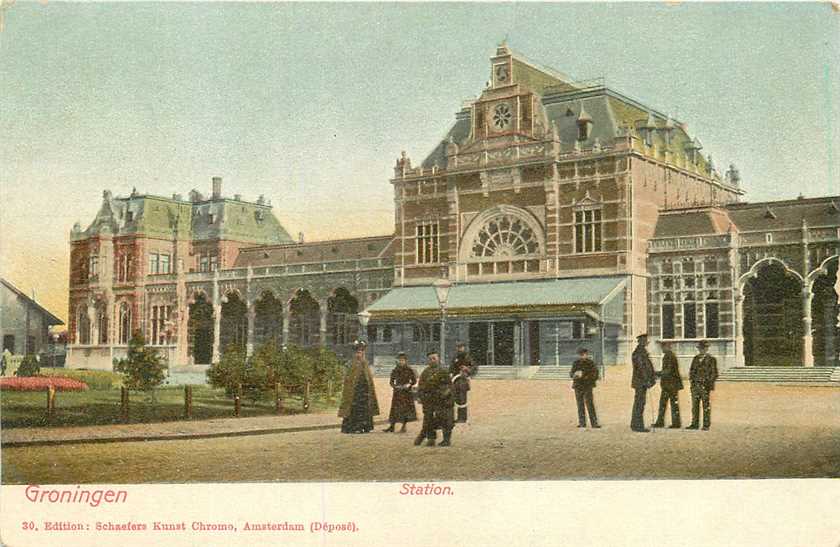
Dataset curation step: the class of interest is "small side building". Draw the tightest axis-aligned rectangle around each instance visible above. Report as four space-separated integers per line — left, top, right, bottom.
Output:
0 278 64 357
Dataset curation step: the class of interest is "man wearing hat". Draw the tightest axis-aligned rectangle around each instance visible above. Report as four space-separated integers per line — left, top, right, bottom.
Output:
383 352 418 433
570 347 600 428
652 340 683 428
450 341 476 423
338 340 380 434
687 340 718 430
630 334 657 432
414 350 455 447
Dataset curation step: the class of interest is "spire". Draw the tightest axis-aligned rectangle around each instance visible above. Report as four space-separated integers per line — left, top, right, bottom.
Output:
577 102 592 124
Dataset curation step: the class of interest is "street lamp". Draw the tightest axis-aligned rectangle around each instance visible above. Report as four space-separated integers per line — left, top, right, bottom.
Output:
357 310 371 342
433 278 452 364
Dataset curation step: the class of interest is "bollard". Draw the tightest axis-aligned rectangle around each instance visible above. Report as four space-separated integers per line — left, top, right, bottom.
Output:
234 395 241 417
120 386 129 421
303 381 311 413
275 382 283 415
46 385 56 420
184 385 192 418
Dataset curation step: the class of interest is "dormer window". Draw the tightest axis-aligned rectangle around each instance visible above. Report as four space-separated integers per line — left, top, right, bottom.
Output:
578 123 590 141
576 103 593 141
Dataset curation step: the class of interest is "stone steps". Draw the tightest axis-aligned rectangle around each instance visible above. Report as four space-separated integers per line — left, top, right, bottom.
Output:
718 367 839 384
471 366 520 379
532 366 573 380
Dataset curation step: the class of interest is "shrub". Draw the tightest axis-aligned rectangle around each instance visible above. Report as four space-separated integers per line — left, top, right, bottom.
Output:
206 344 247 397
273 345 315 388
40 368 122 390
0 376 89 392
15 354 40 377
309 347 344 392
113 332 167 393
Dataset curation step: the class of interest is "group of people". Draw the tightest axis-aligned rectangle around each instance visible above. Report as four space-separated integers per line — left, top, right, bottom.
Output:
572 334 719 432
339 332 719 441
338 340 477 447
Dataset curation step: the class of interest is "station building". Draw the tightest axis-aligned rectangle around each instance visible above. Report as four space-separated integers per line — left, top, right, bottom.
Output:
66 45 839 378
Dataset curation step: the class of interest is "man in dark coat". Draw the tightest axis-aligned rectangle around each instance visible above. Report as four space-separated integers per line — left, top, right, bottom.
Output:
338 340 380 433
687 340 718 430
383 352 417 433
570 347 600 428
653 340 683 429
630 333 656 432
414 351 455 447
450 342 475 423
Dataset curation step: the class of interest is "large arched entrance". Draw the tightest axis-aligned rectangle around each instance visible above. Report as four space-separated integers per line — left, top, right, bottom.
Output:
188 293 214 364
289 289 320 347
220 291 247 353
327 288 359 351
811 257 839 367
743 261 802 366
254 290 283 349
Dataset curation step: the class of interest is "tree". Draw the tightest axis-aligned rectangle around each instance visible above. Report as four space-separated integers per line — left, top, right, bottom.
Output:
206 344 247 397
309 347 344 392
15 354 40 377
113 332 166 396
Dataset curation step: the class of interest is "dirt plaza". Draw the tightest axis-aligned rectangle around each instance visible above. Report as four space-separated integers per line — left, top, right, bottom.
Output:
3 366 839 483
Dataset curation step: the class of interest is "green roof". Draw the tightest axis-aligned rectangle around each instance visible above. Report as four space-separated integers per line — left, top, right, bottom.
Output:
366 277 627 320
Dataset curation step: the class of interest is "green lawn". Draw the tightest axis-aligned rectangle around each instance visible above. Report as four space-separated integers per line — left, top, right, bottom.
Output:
0 385 337 429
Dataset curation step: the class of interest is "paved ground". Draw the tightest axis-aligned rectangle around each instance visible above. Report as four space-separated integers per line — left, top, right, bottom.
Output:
2 366 839 483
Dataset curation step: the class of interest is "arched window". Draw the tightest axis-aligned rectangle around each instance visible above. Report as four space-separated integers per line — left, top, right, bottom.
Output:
77 305 90 345
118 302 132 344
470 213 540 258
96 302 109 345
460 205 545 278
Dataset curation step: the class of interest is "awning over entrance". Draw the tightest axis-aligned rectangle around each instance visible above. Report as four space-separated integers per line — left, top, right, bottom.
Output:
365 276 627 323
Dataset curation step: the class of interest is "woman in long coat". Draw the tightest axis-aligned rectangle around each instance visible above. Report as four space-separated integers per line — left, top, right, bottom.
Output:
339 341 380 434
383 352 417 433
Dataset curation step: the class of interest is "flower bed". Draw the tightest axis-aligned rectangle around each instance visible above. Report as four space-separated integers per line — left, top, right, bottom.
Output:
0 376 89 392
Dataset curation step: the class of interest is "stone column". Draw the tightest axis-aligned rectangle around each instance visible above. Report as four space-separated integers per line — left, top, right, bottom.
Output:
246 303 256 357
212 299 222 364
802 288 814 367
177 300 190 366
319 299 329 347
282 301 290 348
734 290 745 367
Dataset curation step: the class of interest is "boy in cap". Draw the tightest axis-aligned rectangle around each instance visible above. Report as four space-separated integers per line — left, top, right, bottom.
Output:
450 341 475 423
570 347 600 428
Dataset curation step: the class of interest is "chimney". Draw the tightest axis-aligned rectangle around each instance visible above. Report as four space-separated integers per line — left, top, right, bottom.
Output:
211 177 222 199
298 232 304 244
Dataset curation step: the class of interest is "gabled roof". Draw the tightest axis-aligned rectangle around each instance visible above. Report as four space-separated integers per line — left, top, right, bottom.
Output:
651 196 840 239
0 278 64 325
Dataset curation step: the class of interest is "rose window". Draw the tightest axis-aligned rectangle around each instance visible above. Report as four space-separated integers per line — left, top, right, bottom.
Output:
493 103 512 130
470 214 540 258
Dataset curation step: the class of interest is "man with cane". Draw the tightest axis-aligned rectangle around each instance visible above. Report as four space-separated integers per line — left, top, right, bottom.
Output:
630 334 656 432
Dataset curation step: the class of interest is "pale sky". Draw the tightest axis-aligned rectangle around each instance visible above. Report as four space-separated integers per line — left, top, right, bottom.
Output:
1 2 838 323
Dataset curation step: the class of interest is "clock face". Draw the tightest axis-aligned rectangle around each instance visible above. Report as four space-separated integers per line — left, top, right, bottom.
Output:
493 102 513 131
495 64 509 84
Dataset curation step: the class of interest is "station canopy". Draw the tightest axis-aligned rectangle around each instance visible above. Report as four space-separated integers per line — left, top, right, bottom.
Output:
364 277 627 324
